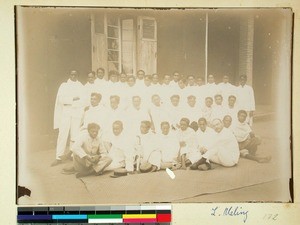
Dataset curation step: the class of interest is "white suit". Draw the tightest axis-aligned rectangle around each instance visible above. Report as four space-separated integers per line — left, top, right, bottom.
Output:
53 79 85 160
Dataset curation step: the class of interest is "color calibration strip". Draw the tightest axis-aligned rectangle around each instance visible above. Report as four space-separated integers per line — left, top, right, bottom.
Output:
17 205 171 224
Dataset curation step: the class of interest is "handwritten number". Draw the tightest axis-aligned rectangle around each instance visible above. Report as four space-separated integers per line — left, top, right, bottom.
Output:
263 214 278 220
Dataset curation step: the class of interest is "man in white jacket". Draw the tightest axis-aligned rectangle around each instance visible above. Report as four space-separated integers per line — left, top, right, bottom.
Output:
190 118 240 170
236 75 255 125
52 70 85 166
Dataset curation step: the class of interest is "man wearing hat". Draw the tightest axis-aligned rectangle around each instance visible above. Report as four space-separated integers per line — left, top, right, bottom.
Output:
66 123 112 178
136 121 161 173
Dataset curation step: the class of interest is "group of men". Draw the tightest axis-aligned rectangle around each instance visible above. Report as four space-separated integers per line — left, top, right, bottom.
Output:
52 69 271 178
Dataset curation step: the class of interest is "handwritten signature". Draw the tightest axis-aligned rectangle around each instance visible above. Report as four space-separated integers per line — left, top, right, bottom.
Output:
211 206 249 223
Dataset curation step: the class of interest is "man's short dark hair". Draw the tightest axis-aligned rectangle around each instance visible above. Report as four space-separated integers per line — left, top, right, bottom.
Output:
228 95 236 100
170 95 180 100
141 120 151 128
97 67 105 73
161 121 170 127
91 92 102 100
214 94 223 100
87 123 100 131
205 96 213 101
180 118 190 125
110 95 120 102
108 70 119 78
238 110 247 117
198 117 207 124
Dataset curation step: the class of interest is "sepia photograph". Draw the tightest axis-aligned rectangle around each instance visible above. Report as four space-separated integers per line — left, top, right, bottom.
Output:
16 6 292 204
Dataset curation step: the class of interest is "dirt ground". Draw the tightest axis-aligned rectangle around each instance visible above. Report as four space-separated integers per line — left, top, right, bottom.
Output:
17 118 292 205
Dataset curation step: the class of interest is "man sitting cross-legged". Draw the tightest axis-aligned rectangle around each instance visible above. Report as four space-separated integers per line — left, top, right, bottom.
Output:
135 121 161 173
177 118 201 170
62 123 112 178
232 110 271 163
158 121 181 170
191 118 240 170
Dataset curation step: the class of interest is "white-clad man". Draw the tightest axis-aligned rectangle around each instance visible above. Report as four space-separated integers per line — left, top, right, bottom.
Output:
160 74 173 104
135 69 145 88
190 118 240 170
83 71 99 106
105 95 125 132
149 94 171 133
159 121 181 170
168 95 184 129
225 95 240 125
135 121 161 172
123 75 139 109
196 118 214 152
52 70 85 166
178 118 200 169
201 97 213 125
169 71 181 88
182 95 203 127
218 75 237 106
124 96 151 135
236 75 255 125
81 93 108 130
203 74 220 99
210 94 228 122
104 121 135 172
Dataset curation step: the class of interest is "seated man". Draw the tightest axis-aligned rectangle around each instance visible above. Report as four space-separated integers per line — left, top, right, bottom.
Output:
191 118 240 170
201 96 213 126
211 94 227 121
223 115 233 129
232 110 271 163
135 121 161 172
195 118 214 159
159 121 181 170
63 123 112 178
149 94 171 133
81 93 108 130
177 118 201 169
104 121 135 172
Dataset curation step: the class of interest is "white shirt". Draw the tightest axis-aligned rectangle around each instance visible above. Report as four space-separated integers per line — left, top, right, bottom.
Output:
53 79 85 129
149 104 171 133
196 127 214 149
82 104 108 130
182 104 203 123
124 106 151 135
211 105 228 121
203 83 220 99
218 82 238 105
158 131 180 162
84 82 100 106
237 84 255 111
232 121 252 142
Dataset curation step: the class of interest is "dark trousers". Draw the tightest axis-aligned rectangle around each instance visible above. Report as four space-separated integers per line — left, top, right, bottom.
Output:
238 137 261 155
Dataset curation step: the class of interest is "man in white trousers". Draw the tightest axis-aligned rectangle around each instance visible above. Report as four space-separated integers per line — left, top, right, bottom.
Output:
237 75 255 126
190 118 240 170
52 70 85 166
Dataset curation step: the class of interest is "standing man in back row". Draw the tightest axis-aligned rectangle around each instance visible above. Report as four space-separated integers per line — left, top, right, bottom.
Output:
237 75 255 126
52 70 85 166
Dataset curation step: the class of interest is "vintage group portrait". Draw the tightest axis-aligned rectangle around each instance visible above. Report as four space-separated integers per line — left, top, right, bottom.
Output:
16 6 293 205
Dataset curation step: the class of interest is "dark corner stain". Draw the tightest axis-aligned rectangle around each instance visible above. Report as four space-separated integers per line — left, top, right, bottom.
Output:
17 186 31 199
